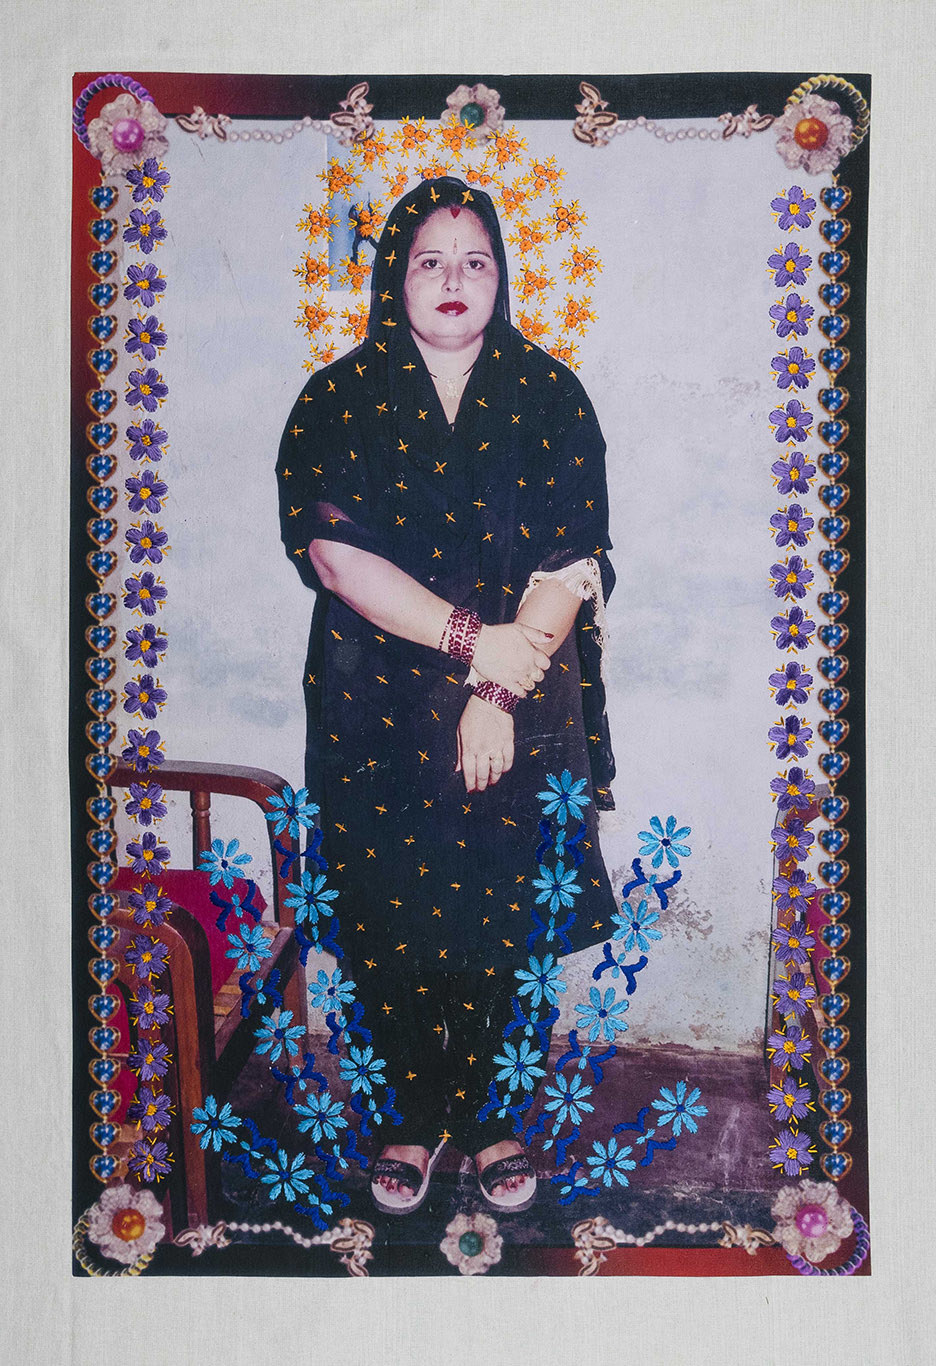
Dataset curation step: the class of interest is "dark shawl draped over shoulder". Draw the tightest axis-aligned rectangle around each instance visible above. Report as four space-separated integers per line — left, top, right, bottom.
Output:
276 178 617 970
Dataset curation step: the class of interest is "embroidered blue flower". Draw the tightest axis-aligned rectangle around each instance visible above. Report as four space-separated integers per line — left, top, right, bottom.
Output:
260 1150 317 1202
492 1039 547 1092
198 837 252 889
532 859 581 913
308 967 357 1014
226 923 272 972
338 1045 387 1097
543 1072 595 1127
285 870 339 925
254 1009 306 1062
575 986 629 1043
294 1091 348 1143
611 898 663 953
536 769 591 825
265 785 321 838
514 953 566 1009
651 1080 708 1135
586 1136 636 1188
637 815 692 869
190 1096 241 1152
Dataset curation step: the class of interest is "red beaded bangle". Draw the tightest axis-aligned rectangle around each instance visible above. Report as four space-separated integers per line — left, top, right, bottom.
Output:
472 679 521 714
440 606 481 665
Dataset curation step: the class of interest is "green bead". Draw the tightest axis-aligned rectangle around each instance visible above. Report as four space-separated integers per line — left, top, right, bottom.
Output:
459 103 485 129
458 1230 484 1257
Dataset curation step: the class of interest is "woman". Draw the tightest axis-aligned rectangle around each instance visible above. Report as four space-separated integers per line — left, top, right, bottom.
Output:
277 176 617 1215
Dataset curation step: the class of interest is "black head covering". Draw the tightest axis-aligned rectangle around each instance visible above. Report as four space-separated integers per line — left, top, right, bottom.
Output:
366 176 511 342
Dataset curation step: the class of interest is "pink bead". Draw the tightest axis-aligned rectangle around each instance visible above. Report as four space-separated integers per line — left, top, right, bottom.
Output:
112 118 145 152
795 1202 828 1238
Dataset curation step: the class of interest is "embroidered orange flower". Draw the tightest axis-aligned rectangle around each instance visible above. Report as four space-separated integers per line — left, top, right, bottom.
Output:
296 298 335 336
492 126 526 169
563 246 602 285
553 200 585 236
341 308 370 345
418 160 453 180
556 294 595 335
395 118 430 153
338 256 371 293
529 157 564 196
320 159 361 200
294 253 332 288
438 122 470 155
506 219 550 257
384 164 410 198
355 133 390 169
547 336 581 369
299 206 339 242
464 165 495 187
350 201 386 239
497 181 528 217
518 265 554 300
516 309 550 343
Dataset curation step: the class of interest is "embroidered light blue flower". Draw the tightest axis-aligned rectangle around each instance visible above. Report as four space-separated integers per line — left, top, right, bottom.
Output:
260 1150 317 1201
637 815 692 869
543 1072 595 1127
611 898 663 953
225 923 272 972
532 859 581 913
651 1080 708 1135
338 1045 387 1097
197 837 252 888
575 986 629 1043
264 785 321 839
514 953 567 1009
492 1039 547 1092
285 870 339 925
190 1096 241 1151
254 1009 306 1062
536 769 591 826
308 967 357 1014
586 1136 637 1187
294 1090 348 1143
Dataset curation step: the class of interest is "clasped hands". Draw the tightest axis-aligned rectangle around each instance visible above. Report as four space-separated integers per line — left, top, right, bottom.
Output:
455 622 552 793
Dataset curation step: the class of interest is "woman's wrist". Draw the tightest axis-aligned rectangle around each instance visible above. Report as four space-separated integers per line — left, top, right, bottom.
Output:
472 678 521 714
440 605 482 665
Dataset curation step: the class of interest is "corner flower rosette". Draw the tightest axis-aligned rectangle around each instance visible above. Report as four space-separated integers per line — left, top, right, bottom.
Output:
84 1182 166 1265
774 95 854 176
440 1211 503 1275
87 92 169 177
771 1178 854 1264
441 83 505 141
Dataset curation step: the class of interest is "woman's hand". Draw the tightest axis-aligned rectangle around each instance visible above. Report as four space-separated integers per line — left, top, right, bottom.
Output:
472 622 552 696
455 694 515 792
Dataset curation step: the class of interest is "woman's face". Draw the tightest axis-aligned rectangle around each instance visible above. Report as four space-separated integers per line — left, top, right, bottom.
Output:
403 208 499 354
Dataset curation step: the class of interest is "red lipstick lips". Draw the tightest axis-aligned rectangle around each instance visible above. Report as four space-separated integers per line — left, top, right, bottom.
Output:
436 301 468 315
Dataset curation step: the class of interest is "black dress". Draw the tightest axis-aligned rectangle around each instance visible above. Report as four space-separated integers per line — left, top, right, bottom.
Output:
276 322 617 979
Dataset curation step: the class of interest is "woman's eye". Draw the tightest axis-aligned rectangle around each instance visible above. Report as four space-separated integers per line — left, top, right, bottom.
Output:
421 257 441 270
465 259 487 271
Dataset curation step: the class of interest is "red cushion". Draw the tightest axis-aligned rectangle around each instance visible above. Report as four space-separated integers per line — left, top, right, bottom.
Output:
114 867 267 995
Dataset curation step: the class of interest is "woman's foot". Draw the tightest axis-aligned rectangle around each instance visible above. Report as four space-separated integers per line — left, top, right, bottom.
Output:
373 1145 430 1199
370 1140 446 1216
475 1139 537 1210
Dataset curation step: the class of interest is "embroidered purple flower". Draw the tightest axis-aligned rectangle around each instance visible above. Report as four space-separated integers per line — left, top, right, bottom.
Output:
127 1139 173 1181
770 766 816 813
123 571 167 617
772 971 817 1020
767 1076 813 1123
769 292 814 338
125 781 167 825
127 520 169 565
771 186 817 231
128 1039 171 1081
125 473 168 514
769 661 814 707
121 727 164 773
771 347 815 392
126 418 168 461
770 555 814 601
124 674 167 720
773 871 818 918
126 830 171 877
128 881 172 927
769 715 813 761
771 605 816 652
125 623 168 666
767 242 812 287
770 502 814 548
127 1085 173 1133
767 1022 811 1072
125 315 167 362
770 1128 815 1178
126 158 171 203
769 398 814 444
126 367 169 412
128 982 172 1026
126 933 170 978
771 915 815 965
772 817 815 864
124 208 168 254
771 454 816 497
124 262 166 308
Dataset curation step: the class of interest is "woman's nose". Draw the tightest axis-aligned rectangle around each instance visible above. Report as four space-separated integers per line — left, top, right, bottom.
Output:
442 261 462 290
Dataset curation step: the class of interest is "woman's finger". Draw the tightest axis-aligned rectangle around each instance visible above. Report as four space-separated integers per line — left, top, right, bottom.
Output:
503 736 515 774
475 753 491 792
516 623 554 645
462 748 477 792
489 752 505 786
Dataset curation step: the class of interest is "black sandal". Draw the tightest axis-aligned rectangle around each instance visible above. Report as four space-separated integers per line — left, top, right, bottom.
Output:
477 1151 537 1212
370 1139 446 1216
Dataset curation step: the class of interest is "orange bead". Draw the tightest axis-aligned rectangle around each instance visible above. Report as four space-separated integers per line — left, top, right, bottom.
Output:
794 117 829 151
111 1207 147 1241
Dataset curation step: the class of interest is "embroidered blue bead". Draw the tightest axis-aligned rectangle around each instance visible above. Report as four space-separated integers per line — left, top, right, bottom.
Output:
818 314 849 341
820 1025 848 1052
818 825 848 856
819 891 849 919
818 418 849 447
87 550 118 578
90 249 118 277
90 184 119 211
818 515 849 544
820 186 851 214
818 751 849 780
818 547 849 576
89 314 118 343
819 281 849 309
819 686 848 714
89 281 119 309
819 858 849 886
819 218 850 246
818 591 848 619
818 250 849 278
818 655 849 682
819 795 849 824
90 217 118 245
819 386 848 414
821 955 850 983
88 388 117 416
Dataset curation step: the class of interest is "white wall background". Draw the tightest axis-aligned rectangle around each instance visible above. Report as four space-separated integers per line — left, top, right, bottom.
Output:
111 115 830 1052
